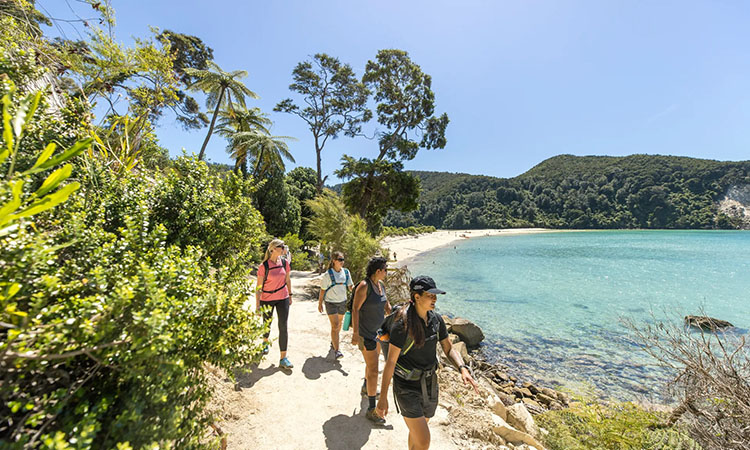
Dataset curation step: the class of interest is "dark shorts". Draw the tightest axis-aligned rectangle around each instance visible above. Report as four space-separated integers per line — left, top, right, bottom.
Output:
393 376 439 419
324 301 346 316
358 335 378 352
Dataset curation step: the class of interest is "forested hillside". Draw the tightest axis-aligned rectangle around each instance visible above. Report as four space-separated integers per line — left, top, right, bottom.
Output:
384 154 750 229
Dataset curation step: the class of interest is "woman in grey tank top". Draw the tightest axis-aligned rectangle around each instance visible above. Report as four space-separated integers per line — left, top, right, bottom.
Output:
351 257 392 424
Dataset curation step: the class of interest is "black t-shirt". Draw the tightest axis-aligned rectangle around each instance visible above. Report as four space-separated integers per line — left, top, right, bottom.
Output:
389 309 448 371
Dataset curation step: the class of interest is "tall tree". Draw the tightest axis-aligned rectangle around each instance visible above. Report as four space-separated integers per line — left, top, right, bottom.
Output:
337 49 449 235
275 53 371 193
184 61 257 160
157 30 214 129
215 104 271 175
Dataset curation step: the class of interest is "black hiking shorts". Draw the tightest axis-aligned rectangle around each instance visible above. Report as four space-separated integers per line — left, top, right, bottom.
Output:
393 376 438 419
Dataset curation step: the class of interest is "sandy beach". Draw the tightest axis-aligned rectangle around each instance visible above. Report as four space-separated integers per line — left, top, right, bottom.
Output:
383 228 553 266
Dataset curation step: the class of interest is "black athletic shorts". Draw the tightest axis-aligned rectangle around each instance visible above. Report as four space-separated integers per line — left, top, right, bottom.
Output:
393 375 438 419
358 335 377 351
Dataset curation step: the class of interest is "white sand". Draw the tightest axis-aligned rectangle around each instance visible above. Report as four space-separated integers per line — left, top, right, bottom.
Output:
383 228 553 266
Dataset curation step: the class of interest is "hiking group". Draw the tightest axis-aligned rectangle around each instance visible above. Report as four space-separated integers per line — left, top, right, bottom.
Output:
257 238 479 450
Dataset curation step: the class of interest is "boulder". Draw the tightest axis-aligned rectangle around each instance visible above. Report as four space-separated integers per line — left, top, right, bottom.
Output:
442 315 454 327
449 318 485 347
448 333 461 344
537 393 556 406
685 315 734 331
489 394 508 421
494 370 510 382
522 398 543 412
490 413 545 450
506 403 541 439
523 382 540 395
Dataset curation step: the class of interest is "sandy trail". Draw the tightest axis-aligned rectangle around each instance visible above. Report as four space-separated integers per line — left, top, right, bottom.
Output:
219 271 458 450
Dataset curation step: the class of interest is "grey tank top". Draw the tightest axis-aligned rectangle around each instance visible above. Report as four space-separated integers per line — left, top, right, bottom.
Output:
358 279 387 340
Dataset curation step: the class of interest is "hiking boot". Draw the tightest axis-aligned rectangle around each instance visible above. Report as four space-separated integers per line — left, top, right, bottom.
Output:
279 357 293 369
335 350 344 360
365 408 385 425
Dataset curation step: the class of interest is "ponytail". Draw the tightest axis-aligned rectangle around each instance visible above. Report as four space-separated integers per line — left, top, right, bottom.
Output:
400 291 426 348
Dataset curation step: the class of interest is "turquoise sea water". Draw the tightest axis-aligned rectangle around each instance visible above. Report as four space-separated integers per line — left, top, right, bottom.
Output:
407 230 750 401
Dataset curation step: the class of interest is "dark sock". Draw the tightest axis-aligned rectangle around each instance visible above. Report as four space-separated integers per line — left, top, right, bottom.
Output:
368 395 376 409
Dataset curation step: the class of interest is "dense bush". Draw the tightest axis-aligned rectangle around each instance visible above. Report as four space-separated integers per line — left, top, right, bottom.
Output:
384 155 750 230
380 225 436 237
1 85 269 447
280 232 315 271
536 399 700 450
306 189 383 279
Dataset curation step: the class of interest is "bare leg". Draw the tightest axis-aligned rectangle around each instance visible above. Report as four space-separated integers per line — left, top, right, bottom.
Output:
404 416 430 450
361 341 380 397
327 314 342 350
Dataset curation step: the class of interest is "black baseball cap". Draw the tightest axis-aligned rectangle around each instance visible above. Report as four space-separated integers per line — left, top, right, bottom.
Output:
409 275 446 294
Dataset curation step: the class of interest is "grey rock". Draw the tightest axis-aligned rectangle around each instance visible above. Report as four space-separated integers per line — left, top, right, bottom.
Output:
450 317 485 347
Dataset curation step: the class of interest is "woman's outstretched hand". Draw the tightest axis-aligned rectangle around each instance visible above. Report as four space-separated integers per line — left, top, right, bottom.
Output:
461 368 480 394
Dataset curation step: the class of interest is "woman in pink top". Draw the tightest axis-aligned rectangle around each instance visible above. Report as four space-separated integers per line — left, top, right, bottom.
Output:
256 238 293 369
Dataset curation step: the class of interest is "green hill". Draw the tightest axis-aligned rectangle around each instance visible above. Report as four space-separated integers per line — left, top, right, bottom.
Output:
384 154 750 229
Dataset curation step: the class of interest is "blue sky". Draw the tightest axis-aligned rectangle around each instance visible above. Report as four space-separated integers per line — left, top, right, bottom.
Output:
39 1 750 179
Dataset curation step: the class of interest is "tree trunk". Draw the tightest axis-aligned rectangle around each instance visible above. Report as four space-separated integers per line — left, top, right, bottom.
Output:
252 146 265 179
315 134 323 194
198 86 225 161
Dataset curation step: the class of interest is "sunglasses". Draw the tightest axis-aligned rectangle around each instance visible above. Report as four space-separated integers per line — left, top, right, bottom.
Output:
276 244 285 249
336 258 345 262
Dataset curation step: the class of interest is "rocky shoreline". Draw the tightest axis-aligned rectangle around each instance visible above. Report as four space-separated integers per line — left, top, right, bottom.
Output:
435 315 573 450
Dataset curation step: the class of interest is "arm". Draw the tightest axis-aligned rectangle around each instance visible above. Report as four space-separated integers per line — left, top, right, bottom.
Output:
286 266 292 305
350 282 366 345
383 281 392 315
376 342 401 418
318 284 326 313
255 265 265 311
440 338 479 394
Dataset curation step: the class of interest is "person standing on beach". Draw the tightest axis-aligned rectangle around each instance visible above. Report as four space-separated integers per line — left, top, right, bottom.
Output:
351 256 391 424
318 251 352 359
256 238 294 369
377 275 479 449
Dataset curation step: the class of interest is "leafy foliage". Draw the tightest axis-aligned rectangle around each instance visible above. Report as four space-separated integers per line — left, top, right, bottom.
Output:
537 398 700 450
306 189 383 279
384 155 750 230
184 61 259 160
275 53 371 192
254 167 302 239
380 225 436 237
286 166 318 241
338 49 449 235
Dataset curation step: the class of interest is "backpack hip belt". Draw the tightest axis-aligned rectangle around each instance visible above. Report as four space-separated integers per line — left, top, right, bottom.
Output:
393 364 438 414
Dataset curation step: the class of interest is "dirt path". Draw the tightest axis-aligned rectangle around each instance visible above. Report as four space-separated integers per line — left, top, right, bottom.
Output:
217 271 460 450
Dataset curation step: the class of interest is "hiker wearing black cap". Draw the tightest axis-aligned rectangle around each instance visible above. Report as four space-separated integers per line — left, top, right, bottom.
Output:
376 275 478 450
350 256 392 424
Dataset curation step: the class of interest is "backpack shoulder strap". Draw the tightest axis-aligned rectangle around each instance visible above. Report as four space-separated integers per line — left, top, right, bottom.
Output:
328 268 336 284
344 269 351 286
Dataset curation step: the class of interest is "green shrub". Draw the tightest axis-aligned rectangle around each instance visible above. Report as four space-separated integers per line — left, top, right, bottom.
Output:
380 225 436 237
1 90 269 448
281 232 315 271
537 399 700 450
307 189 383 279
150 156 267 279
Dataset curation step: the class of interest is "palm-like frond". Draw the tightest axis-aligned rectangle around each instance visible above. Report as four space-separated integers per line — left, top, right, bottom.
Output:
182 61 260 160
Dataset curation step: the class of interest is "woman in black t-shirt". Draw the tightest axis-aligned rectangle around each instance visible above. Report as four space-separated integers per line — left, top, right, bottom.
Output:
377 275 478 450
